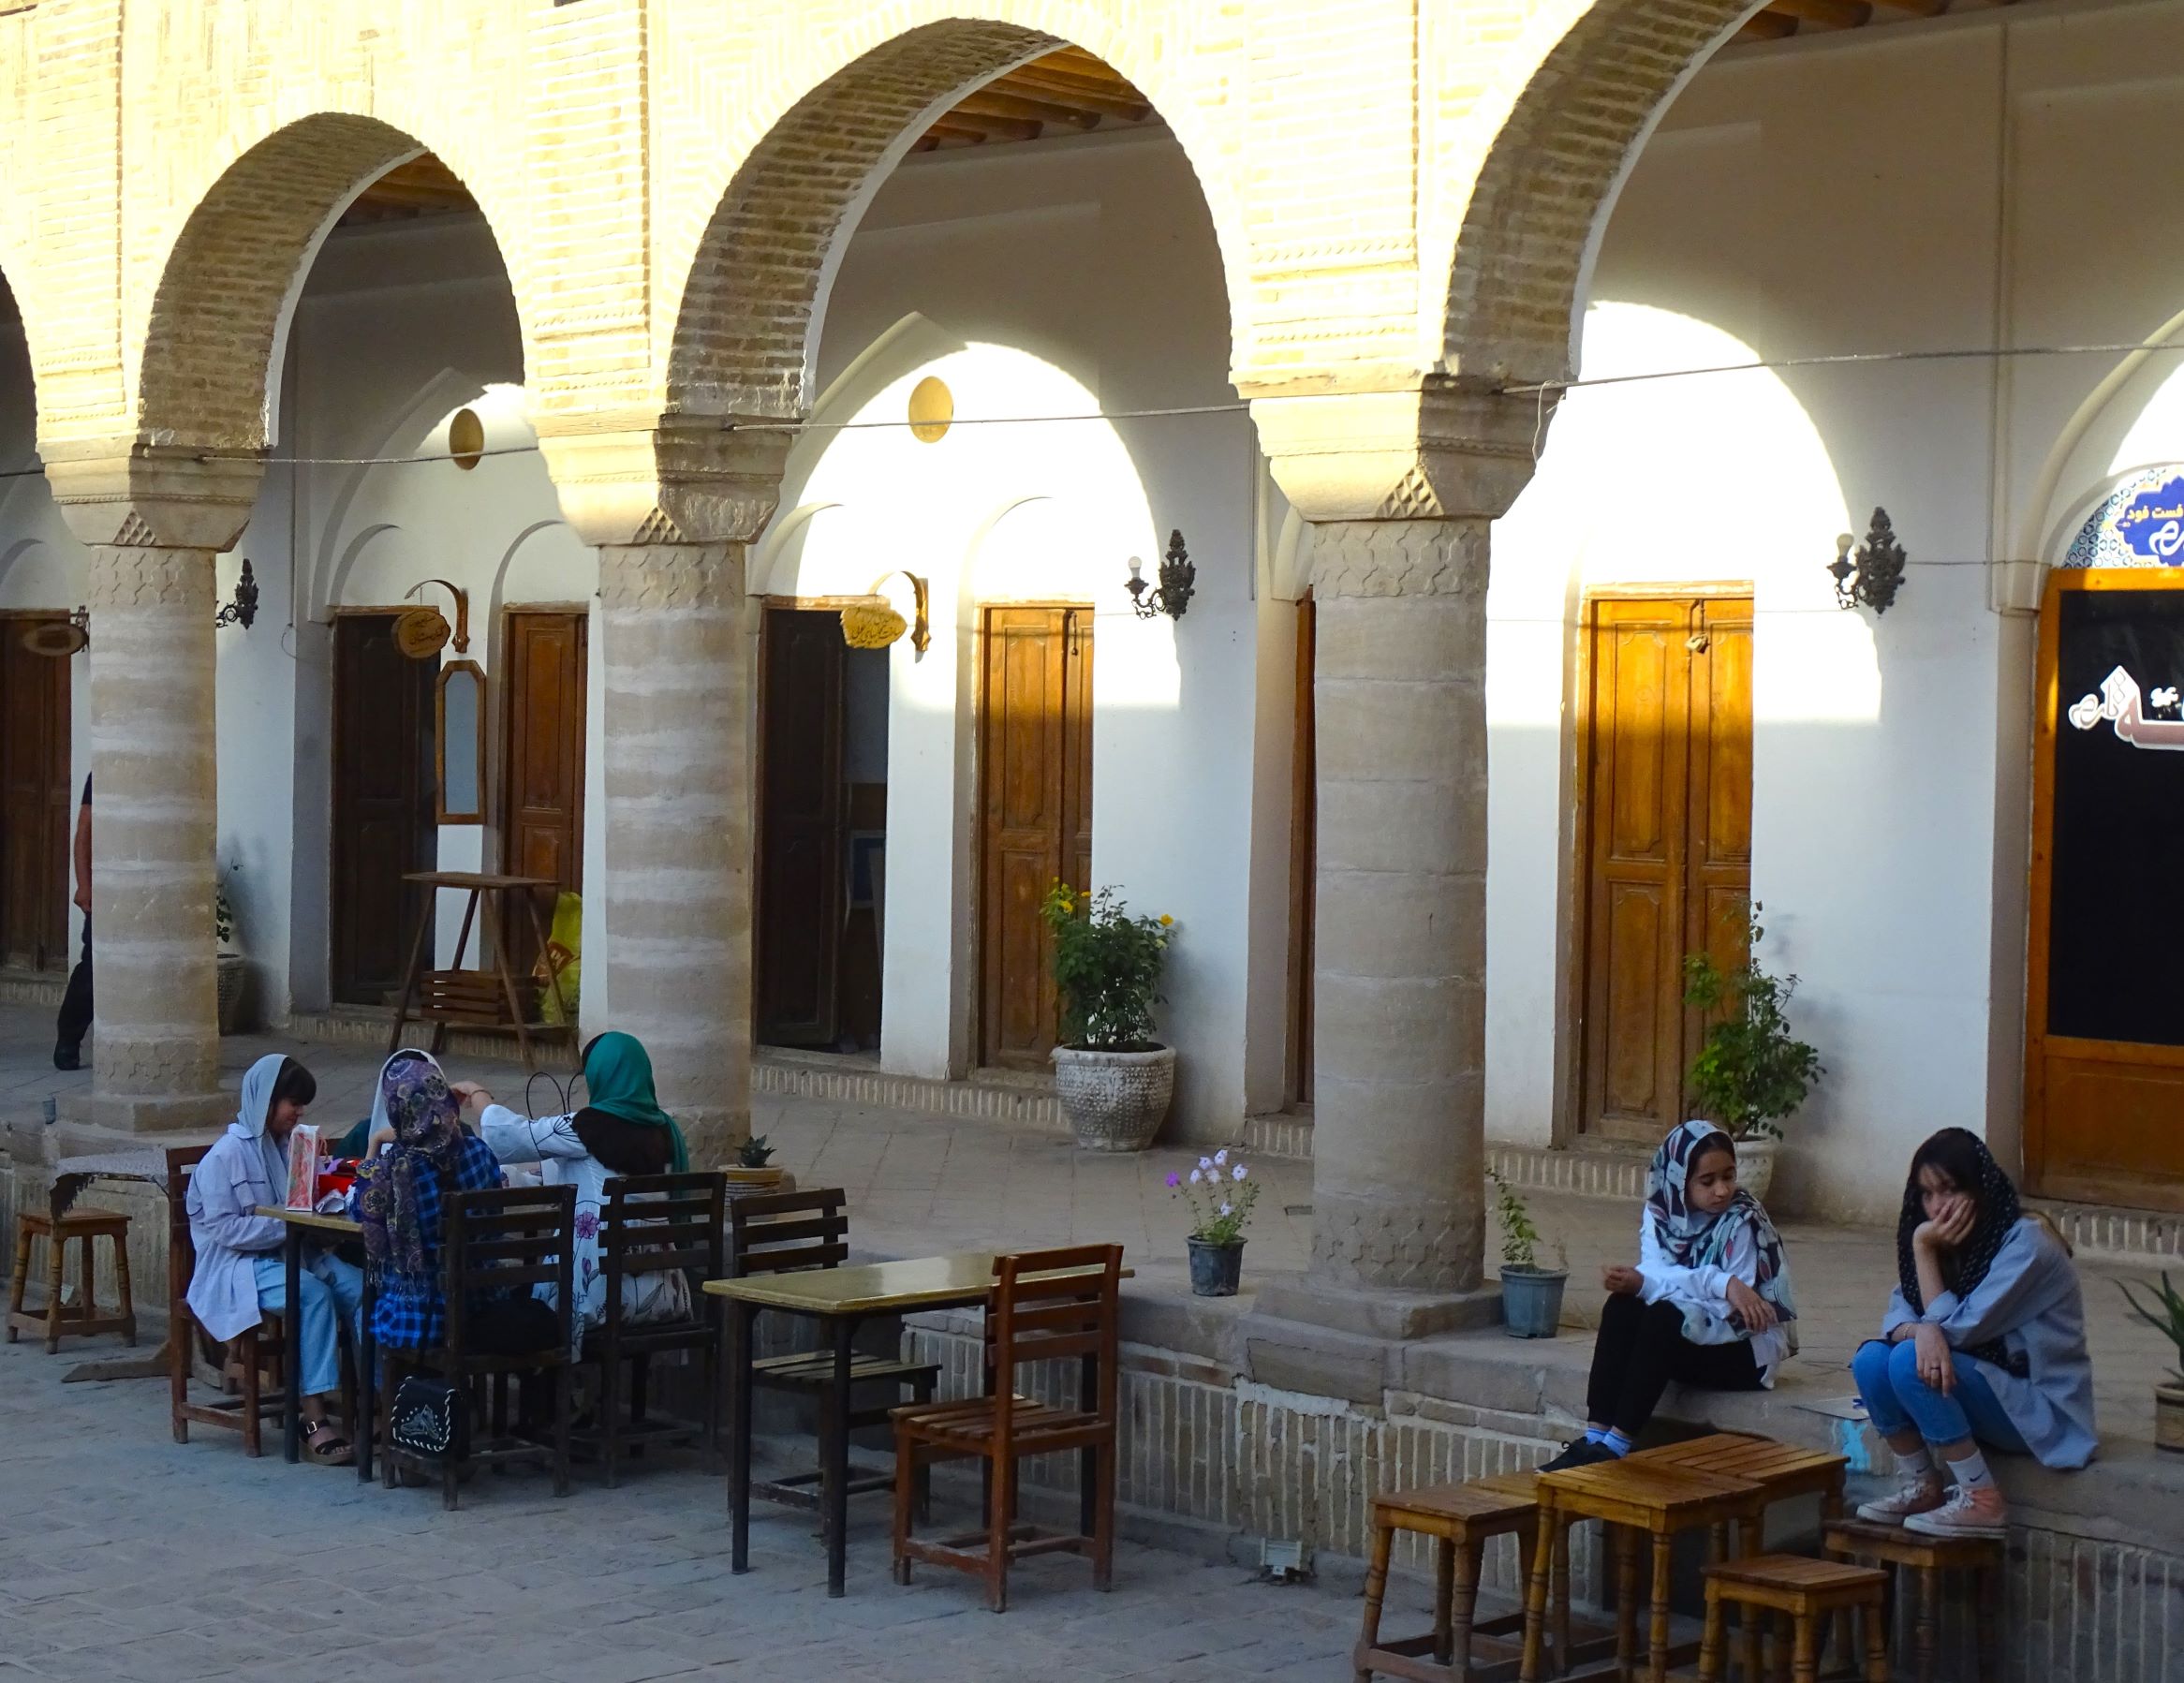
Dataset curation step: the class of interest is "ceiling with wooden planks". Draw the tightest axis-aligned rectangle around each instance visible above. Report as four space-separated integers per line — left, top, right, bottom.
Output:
1735 0 2018 43
339 49 1154 225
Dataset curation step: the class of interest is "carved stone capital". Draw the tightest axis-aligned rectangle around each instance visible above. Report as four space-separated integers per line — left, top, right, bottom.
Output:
1250 384 1550 525
536 412 789 549
1309 518 1488 598
597 541 745 613
41 442 263 553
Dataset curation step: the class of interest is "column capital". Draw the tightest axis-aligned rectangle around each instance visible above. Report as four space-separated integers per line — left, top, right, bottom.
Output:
1247 383 1547 526
41 442 262 553
534 411 790 549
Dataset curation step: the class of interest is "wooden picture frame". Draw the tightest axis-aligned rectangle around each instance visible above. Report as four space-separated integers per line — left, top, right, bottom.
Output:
435 657 486 825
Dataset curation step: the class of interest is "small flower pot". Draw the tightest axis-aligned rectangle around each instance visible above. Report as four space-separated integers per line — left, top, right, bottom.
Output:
1053 1044 1175 1153
722 1165 793 1204
1188 1236 1244 1297
1733 1135 1778 1203
1499 1265 1568 1339
2159 1383 2184 1454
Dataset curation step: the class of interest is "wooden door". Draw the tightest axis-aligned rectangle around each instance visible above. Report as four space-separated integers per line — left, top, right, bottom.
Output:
755 608 846 1047
502 608 588 973
2027 568 2184 1206
1575 595 1752 1143
979 605 1093 1070
0 616 71 971
332 613 438 1005
1290 595 1316 1104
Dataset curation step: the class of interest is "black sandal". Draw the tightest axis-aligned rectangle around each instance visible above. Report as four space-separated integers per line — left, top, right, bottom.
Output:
303 1420 354 1466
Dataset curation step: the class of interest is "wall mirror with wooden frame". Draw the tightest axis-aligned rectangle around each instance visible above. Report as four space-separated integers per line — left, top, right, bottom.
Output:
435 658 485 824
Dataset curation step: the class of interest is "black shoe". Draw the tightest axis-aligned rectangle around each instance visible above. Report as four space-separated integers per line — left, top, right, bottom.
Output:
52 1042 81 1071
1540 1437 1617 1473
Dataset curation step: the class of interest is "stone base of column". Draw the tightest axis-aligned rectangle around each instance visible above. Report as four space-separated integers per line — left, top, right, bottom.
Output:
1237 1281 1501 1407
1253 1277 1501 1342
676 1104 748 1172
58 1089 230 1135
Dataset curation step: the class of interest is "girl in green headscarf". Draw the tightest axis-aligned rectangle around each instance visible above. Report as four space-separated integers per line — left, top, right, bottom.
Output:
579 1031 689 1174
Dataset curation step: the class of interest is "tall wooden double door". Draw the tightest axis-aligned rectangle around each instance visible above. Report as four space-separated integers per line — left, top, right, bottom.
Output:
1575 594 1753 1143
0 616 72 971
980 605 1093 1070
501 608 588 974
331 613 438 1005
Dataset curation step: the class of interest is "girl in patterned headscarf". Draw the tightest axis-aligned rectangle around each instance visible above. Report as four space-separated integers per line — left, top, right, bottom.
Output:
1852 1129 2094 1540
1542 1121 1795 1472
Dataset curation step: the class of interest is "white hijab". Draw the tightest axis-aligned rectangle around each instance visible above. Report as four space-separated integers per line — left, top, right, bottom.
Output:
370 1047 447 1143
229 1052 291 1188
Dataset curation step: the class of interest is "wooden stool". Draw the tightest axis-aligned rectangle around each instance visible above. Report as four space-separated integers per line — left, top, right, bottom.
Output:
7 1207 137 1354
1698 1555 1889 1683
1356 1470 1612 1683
1825 1518 2001 1683
1520 1460 1765 1683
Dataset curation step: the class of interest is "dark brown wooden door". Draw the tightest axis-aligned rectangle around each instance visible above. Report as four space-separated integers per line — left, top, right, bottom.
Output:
756 608 846 1047
502 609 588 973
0 617 71 971
980 605 1093 1070
332 613 437 1005
1576 595 1752 1143
1291 595 1316 1104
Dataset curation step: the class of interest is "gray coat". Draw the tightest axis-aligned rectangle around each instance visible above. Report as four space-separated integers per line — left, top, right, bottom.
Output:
1882 1217 2097 1469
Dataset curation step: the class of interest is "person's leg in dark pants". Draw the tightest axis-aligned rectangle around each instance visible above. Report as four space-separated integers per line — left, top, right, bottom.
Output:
54 916 91 1069
1596 1297 1693 1442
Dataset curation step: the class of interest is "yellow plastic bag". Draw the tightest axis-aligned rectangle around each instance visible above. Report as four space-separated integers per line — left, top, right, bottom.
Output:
534 890 582 1026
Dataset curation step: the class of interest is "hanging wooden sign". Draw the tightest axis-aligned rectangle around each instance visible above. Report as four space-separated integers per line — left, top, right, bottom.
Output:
20 616 87 657
393 606 451 660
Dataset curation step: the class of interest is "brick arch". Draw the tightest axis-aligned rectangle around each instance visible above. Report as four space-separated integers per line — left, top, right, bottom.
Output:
664 7 1248 420
134 112 519 453
1437 0 1761 391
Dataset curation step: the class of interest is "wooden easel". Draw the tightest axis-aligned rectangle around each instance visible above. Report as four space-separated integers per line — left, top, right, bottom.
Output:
386 871 578 1075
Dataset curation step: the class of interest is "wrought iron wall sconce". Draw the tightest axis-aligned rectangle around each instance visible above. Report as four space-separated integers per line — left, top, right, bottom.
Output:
1828 509 1907 615
839 569 931 656
214 557 259 629
1125 529 1195 620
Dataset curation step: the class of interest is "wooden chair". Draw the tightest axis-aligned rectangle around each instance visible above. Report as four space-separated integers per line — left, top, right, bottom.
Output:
8 1206 136 1352
1825 1516 2003 1683
582 1171 726 1485
892 1243 1124 1613
382 1183 576 1510
727 1188 941 1513
165 1144 287 1456
1698 1555 1890 1683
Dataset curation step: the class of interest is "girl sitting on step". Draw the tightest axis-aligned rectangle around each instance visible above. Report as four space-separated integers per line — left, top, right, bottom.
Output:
1852 1128 2094 1539
1542 1121 1796 1472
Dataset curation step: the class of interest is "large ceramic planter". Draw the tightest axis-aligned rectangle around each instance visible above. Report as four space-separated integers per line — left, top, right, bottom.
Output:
1734 1135 1778 1203
214 953 247 1036
1052 1044 1175 1153
1500 1265 1568 1338
1188 1237 1244 1297
2159 1383 2184 1454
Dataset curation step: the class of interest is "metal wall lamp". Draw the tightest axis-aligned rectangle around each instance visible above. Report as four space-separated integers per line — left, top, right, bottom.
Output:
214 558 258 629
1126 528 1195 620
1828 509 1907 615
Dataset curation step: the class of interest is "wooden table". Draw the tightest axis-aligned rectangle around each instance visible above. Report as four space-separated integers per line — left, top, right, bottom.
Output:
255 1206 376 1482
703 1252 1131 1598
388 870 575 1074
1520 1459 1766 1683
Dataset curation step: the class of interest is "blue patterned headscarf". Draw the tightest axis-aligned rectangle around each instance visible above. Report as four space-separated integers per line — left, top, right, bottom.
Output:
1645 1120 1797 1339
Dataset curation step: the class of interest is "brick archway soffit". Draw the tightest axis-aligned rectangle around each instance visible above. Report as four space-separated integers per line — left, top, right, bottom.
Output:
129 110 531 458
658 3 1253 424
1432 0 1761 393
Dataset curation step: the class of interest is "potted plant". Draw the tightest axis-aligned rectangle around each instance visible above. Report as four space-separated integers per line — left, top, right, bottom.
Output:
723 1134 791 1202
214 871 247 1036
1040 882 1176 1152
2119 1273 2184 1452
1490 1169 1567 1338
1681 905 1824 1203
1167 1148 1259 1296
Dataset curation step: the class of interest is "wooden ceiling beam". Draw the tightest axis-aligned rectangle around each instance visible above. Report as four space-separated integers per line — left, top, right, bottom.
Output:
954 88 1102 130
928 108 1042 141
1738 9 1803 36
1011 58 1141 97
997 69 1152 122
1763 0 1872 24
923 119 992 144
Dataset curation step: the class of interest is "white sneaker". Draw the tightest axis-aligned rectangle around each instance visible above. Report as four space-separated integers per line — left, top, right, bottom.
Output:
1856 1472 1945 1525
1903 1484 2009 1539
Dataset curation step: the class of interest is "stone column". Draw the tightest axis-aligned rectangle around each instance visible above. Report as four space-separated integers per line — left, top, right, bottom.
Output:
48 451 261 1131
538 419 788 1169
1249 388 1541 1340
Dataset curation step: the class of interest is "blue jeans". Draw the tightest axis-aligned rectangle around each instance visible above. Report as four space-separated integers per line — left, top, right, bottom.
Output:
252 1251 364 1400
1852 1336 2028 1454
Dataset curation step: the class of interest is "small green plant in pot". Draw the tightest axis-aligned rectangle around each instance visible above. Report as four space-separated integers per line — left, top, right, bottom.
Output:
1040 881 1178 1152
724 1132 789 1199
2118 1272 2184 1453
1491 1169 1567 1338
1681 905 1824 1204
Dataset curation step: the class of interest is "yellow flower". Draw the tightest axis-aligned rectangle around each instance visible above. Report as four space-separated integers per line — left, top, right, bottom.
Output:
1158 914 1173 927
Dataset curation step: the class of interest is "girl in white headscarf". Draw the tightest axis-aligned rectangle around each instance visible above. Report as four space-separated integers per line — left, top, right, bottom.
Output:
184 1052 362 1465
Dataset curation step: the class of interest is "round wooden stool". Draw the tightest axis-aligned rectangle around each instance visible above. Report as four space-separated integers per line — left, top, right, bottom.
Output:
7 1206 138 1353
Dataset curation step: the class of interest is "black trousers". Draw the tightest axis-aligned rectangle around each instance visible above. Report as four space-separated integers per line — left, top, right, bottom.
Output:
1585 1292 1763 1439
55 916 92 1053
